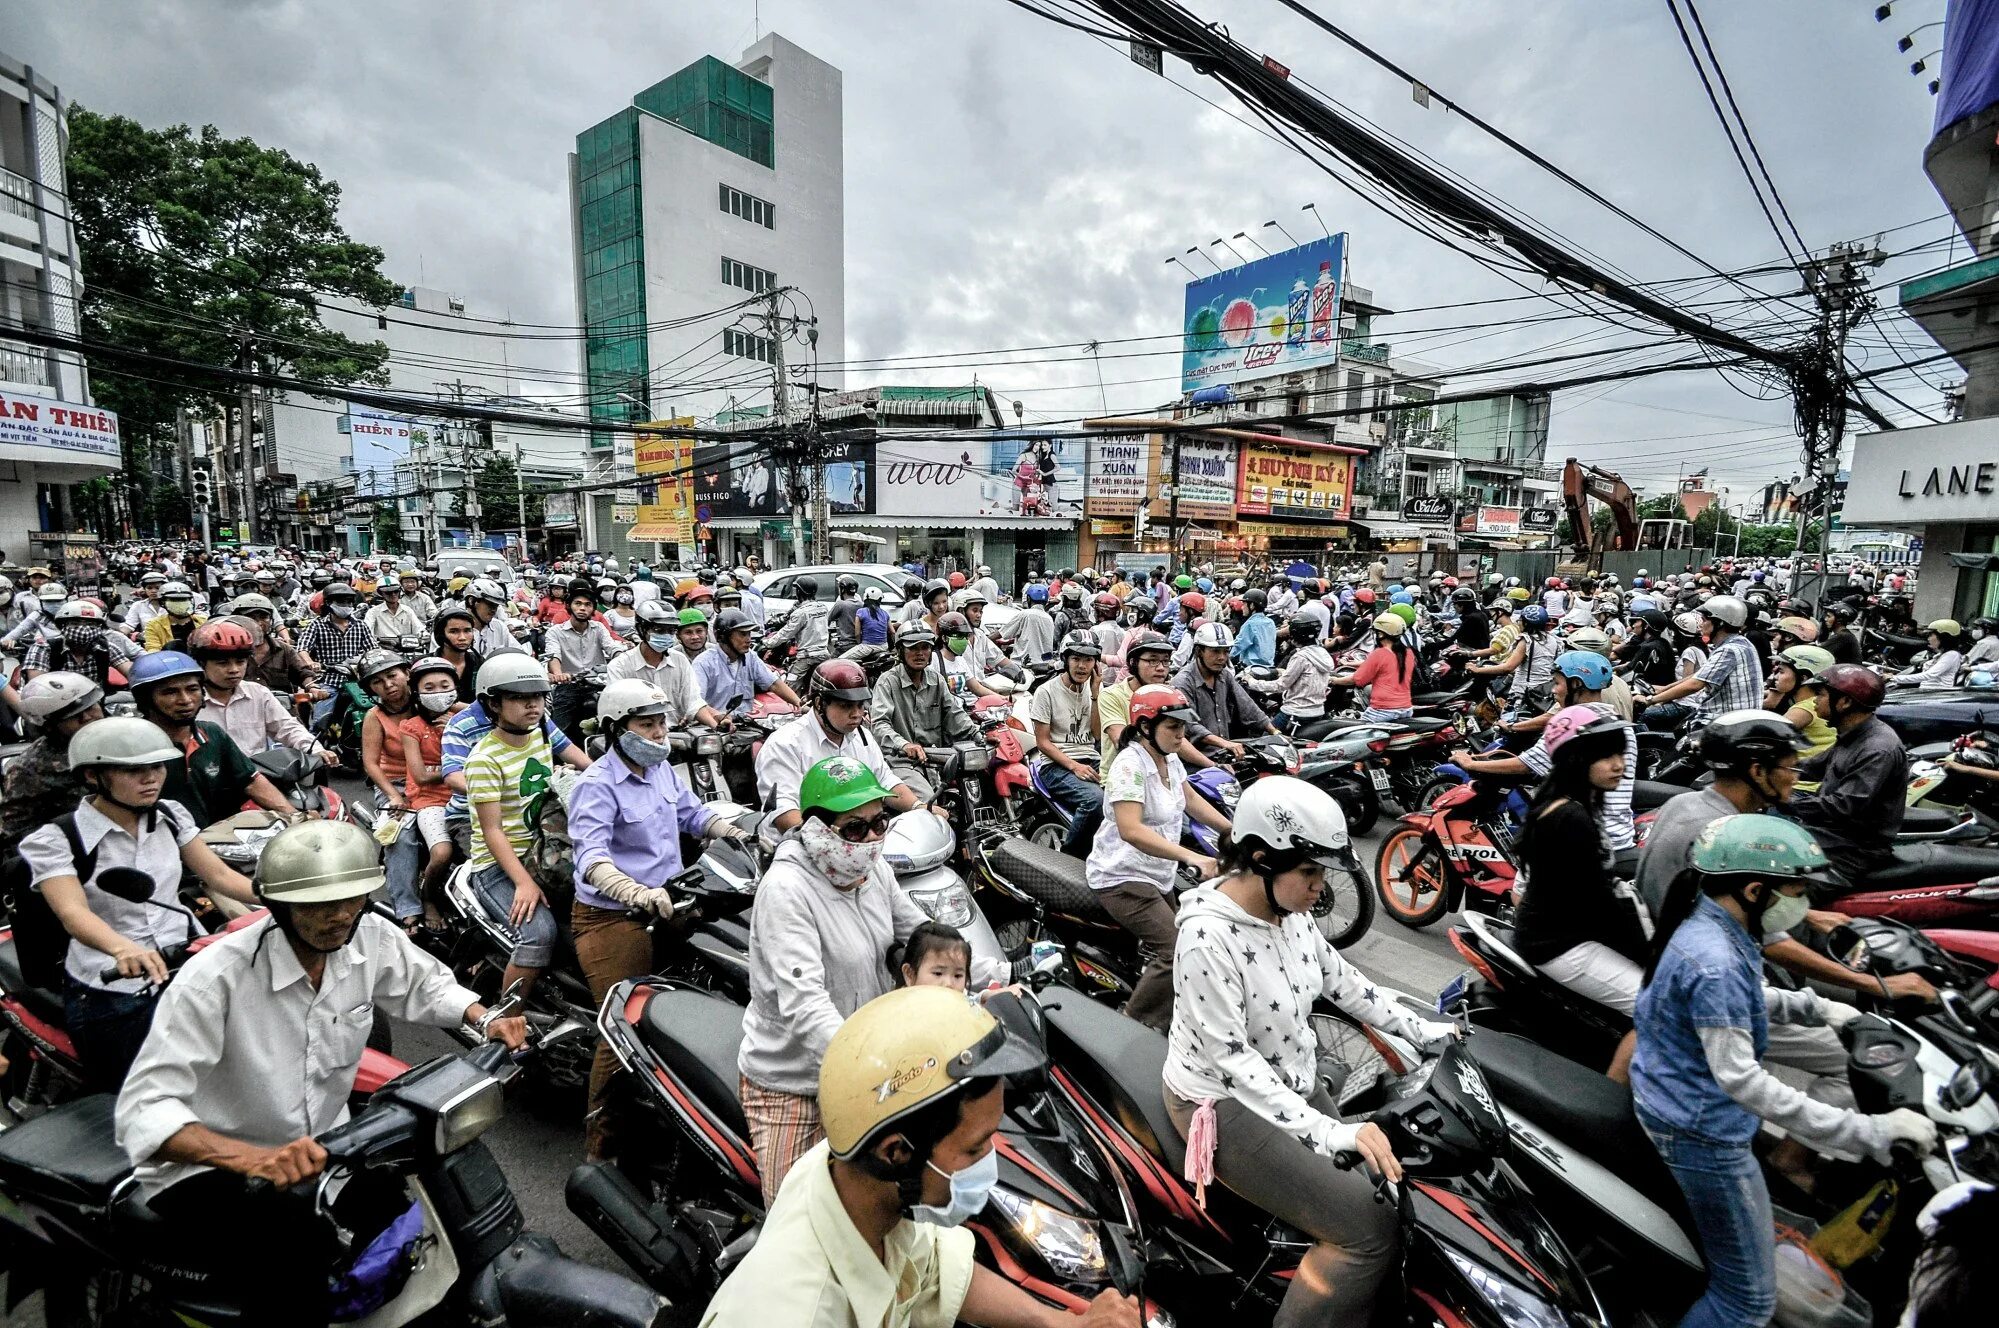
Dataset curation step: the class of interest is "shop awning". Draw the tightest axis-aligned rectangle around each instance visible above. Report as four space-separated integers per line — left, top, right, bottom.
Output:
1949 552 1999 571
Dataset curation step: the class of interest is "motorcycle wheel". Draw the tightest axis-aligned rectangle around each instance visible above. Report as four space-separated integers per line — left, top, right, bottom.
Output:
1311 1010 1395 1114
1375 827 1452 928
42 1270 126 1328
1390 760 1440 813
1025 818 1067 854
1414 772 1463 811
1314 864 1375 949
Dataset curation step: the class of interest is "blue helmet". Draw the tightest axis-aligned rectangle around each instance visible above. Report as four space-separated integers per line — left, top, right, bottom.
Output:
1195 577 1215 594
1389 589 1414 606
1519 605 1551 630
1025 584 1049 604
1554 650 1614 691
128 650 202 692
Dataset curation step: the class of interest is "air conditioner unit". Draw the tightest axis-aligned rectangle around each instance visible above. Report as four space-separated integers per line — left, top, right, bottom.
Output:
1368 422 1388 440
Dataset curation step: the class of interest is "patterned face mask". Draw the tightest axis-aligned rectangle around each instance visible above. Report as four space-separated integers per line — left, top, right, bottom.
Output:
798 815 884 889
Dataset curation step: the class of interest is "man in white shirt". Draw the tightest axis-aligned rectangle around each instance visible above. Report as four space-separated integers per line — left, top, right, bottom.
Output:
114 820 524 1322
753 659 930 830
608 602 722 728
193 622 332 762
970 564 1003 604
363 582 426 647
125 571 169 635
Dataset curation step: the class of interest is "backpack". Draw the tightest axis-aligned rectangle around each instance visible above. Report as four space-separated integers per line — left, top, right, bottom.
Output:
1 804 184 989
524 766 584 900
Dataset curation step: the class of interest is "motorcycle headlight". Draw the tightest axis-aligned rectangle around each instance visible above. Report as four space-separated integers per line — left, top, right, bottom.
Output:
1443 1246 1570 1328
695 733 723 755
433 1075 506 1154
1219 781 1242 811
988 1187 1110 1284
906 884 974 928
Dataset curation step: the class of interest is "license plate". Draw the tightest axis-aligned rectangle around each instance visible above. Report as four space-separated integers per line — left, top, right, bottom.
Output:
1368 767 1390 791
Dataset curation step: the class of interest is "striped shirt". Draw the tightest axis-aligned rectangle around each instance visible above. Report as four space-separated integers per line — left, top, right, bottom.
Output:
1517 710 1638 852
440 701 572 817
463 729 556 870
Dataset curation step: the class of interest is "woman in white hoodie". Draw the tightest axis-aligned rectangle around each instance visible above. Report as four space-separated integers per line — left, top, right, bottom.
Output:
1163 776 1460 1328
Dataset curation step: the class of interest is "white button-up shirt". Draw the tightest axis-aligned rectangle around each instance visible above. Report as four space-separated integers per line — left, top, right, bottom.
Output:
753 712 900 816
200 680 323 757
20 799 200 990
605 644 708 725
116 911 480 1195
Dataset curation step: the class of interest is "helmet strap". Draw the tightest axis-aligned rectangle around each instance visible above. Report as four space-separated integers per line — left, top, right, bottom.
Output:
1247 848 1298 917
88 778 160 830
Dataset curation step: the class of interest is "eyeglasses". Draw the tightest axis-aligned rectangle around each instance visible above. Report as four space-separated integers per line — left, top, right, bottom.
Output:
832 811 893 842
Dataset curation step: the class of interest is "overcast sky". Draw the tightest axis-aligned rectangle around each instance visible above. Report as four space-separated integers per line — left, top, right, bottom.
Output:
13 0 1961 499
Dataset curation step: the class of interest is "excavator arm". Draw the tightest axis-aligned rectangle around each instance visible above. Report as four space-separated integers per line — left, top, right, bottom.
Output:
1561 458 1639 556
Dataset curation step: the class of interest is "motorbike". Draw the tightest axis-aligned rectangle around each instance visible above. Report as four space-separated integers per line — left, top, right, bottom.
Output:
1033 986 1612 1328
0 1004 668 1327
312 673 375 772
1374 777 1519 930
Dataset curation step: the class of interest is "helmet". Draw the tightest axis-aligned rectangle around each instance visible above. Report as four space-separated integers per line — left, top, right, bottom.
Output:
1126 630 1172 662
1092 592 1120 615
67 715 180 775
1289 616 1323 646
1059 585 1084 606
683 586 715 606
17 671 104 726
188 618 256 658
1177 591 1205 613
1698 709 1812 772
257 819 386 904
1700 594 1749 629
1565 626 1613 654
1244 588 1267 610
1825 601 1858 625
1507 587 1532 604
1195 577 1215 593
323 581 359 604
1388 603 1417 628
810 658 873 703
52 600 105 624
635 601 677 632
792 576 819 601
1519 605 1550 630
597 678 670 727
937 610 974 640
140 571 168 587
1817 663 1885 711
1191 621 1234 650
128 651 203 694
801 754 895 816
1353 588 1376 606
1174 574 1194 591
713 608 755 638
1372 611 1407 637
229 592 278 617
465 577 508 606
1775 645 1836 681
977 565 992 577
353 649 407 687
924 578 951 602
677 608 709 630
953 588 989 612
1232 776 1360 874
947 571 967 590
902 577 925 599
1025 584 1049 604
1974 616 1999 634
432 605 476 644
1672 609 1706 636
1388 590 1413 606
1928 618 1963 636
1059 629 1102 659
898 623 938 652
407 655 457 690
1689 814 1831 882
1128 684 1199 727
863 587 884 605
821 986 1044 1159
161 580 194 601
1635 607 1672 634
1553 650 1613 691
475 653 551 701
1774 616 1819 643
1545 577 1561 589
1451 586 1477 605
1543 704 1629 759
835 575 859 596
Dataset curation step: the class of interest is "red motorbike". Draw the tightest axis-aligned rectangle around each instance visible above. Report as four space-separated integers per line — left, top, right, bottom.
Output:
1374 778 1517 929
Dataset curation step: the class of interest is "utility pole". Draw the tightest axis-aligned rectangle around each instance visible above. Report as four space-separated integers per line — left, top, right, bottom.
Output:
514 434 530 563
440 379 483 547
1794 240 1884 607
1164 433 1184 574
761 292 807 567
236 333 257 543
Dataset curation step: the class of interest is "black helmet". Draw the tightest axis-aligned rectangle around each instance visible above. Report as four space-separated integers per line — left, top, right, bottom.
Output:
792 576 819 601
835 575 859 596
1635 607 1673 634
713 608 756 638
1974 616 1999 634
1058 629 1102 659
1244 588 1267 610
1289 616 1323 646
1698 709 1811 774
1450 586 1477 606
432 605 475 645
635 601 677 631
695 567 718 585
903 577 925 598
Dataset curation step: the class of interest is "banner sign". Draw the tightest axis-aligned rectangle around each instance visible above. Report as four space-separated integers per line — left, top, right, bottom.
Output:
1170 436 1236 521
1085 434 1150 516
691 437 876 519
345 403 442 498
1236 442 1352 521
629 419 696 542
1474 506 1522 536
1521 506 1558 531
1401 494 1455 524
1181 233 1347 392
0 389 121 467
873 432 1082 520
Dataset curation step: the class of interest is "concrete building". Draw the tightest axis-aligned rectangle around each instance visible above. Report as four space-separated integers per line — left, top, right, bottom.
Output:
568 33 844 559
0 52 119 567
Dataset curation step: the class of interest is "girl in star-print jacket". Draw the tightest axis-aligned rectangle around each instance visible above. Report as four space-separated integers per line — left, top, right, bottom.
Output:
1161 776 1459 1328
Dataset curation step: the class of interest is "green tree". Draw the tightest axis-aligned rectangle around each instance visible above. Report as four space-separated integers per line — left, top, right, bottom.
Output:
452 451 545 531
65 109 401 531
372 505 403 554
146 480 191 535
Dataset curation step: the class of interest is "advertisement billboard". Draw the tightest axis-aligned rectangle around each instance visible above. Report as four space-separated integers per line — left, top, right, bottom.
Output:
1085 433 1151 516
691 436 874 520
1170 435 1236 521
1236 441 1353 521
0 389 120 466
346 404 443 498
1402 494 1455 525
1181 233 1346 392
873 432 1083 520
629 420 696 542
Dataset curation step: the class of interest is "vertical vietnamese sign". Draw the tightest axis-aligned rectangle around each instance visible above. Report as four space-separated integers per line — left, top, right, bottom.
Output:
629 418 696 542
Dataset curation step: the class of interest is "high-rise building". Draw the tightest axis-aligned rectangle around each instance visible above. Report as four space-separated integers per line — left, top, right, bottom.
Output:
568 33 844 555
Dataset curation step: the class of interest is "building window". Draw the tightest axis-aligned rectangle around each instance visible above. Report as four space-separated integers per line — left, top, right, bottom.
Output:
721 256 776 294
719 183 775 229
1345 370 1364 412
724 327 775 363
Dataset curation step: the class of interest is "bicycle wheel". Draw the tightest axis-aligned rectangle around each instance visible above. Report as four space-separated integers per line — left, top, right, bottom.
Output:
1314 862 1376 949
1375 826 1451 928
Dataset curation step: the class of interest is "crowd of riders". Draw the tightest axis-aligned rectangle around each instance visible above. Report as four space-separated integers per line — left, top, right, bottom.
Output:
2 538 1990 1328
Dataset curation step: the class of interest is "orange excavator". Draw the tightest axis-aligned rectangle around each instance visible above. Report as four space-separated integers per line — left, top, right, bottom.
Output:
1561 458 1639 562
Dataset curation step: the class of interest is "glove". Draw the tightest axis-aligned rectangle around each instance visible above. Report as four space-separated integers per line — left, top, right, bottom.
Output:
635 888 675 919
1820 998 1866 1030
1870 1107 1938 1163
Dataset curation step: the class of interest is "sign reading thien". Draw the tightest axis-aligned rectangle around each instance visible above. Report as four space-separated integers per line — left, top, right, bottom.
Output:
1181 233 1347 392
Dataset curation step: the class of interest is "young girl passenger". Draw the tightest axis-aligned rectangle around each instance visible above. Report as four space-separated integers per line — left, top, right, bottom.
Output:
899 920 973 994
398 656 464 934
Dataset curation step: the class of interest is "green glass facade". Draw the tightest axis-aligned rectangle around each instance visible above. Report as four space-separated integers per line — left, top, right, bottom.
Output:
577 107 648 447
634 56 775 168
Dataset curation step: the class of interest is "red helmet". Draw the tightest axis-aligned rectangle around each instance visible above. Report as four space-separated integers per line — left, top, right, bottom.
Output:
809 658 872 703
188 618 256 658
1545 577 1562 588
683 585 715 605
1128 685 1199 727
1442 576 1458 588
1093 592 1121 615
1177 591 1204 612
1817 663 1885 712
971 694 1013 728
948 571 967 589
1354 588 1376 605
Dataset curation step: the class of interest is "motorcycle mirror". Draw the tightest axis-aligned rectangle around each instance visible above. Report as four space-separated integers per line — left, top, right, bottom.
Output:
1938 988 1982 1039
93 865 160 904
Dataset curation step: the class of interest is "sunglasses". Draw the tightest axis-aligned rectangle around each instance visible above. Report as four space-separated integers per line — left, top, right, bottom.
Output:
832 811 893 842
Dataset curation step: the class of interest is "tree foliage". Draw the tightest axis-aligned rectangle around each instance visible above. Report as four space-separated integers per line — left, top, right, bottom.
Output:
450 451 546 531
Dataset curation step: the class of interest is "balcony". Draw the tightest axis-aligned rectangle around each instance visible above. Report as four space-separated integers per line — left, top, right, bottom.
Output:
0 335 50 388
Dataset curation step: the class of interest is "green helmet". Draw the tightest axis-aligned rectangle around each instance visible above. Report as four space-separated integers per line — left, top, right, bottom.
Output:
1388 602 1418 627
800 755 894 816
1689 814 1829 881
258 819 385 903
677 607 708 628
1174 574 1194 590
1776 644 1836 681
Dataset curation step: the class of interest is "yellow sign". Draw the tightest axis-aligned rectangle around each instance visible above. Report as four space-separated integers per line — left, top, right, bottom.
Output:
1236 442 1353 521
629 419 696 542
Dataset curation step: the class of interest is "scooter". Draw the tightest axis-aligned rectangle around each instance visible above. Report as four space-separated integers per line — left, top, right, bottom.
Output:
0 1004 666 1327
1374 777 1519 930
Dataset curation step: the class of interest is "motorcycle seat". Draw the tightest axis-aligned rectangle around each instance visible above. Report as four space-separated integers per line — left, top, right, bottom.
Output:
1630 780 1686 812
638 986 749 1139
1863 841 1999 888
1038 992 1185 1173
0 936 67 1029
1410 691 1463 708
1898 806 1963 836
985 839 1111 923
0 1092 134 1208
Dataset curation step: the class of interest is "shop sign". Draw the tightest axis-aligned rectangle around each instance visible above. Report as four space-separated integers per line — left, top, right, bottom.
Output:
612 504 638 523
1845 418 1999 525
874 432 1082 519
1085 434 1150 515
1475 506 1522 536
692 436 875 519
1165 436 1236 521
1089 517 1130 536
630 422 695 541
543 492 577 529
1401 494 1455 524
1237 442 1352 520
1521 506 1558 531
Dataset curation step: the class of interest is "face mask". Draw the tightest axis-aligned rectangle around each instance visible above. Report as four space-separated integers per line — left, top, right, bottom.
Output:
616 593 634 606
1757 887 1810 937
910 1147 999 1227
0 592 10 608
1976 629 1987 641
646 632 676 653
164 598 194 616
419 692 455 715
617 731 675 768
946 635 971 654
798 814 884 889
331 604 355 619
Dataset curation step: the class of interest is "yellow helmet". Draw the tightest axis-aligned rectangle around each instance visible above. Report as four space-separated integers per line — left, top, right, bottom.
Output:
1506 586 1532 603
820 987 1045 1159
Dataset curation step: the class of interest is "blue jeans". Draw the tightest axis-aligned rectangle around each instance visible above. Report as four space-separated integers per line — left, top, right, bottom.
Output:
469 862 558 968
1641 1122 1774 1328
1643 700 1695 731
1040 760 1103 856
64 980 160 1095
383 817 425 921
312 696 335 728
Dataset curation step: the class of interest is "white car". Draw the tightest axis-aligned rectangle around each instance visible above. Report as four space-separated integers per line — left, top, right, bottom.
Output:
751 563 911 621
431 548 515 585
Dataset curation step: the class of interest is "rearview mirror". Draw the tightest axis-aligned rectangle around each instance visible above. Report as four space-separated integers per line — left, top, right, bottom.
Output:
93 866 160 904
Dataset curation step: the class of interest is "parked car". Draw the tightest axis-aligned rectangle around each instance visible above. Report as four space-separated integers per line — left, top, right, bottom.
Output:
751 563 909 621
430 548 515 585
1877 687 1999 747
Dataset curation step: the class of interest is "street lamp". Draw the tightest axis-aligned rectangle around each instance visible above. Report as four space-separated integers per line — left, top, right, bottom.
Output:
1301 203 1331 238
1164 254 1201 279
1233 230 1270 256
1897 21 1942 51
1185 246 1221 273
1263 218 1301 247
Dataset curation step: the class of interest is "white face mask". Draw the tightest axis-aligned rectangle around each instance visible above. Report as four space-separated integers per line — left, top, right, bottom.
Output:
1758 888 1811 937
418 691 455 715
798 814 884 889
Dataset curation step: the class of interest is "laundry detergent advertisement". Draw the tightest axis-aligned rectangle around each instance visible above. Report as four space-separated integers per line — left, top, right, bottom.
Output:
874 432 1084 520
1180 232 1347 392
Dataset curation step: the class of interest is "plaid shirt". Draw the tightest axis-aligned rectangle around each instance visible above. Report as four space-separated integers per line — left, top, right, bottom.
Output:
1690 632 1764 723
22 631 140 684
295 615 378 677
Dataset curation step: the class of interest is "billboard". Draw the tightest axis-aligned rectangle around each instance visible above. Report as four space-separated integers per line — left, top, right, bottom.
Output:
1237 441 1353 521
629 420 696 542
0 389 120 465
347 403 444 498
1171 436 1236 520
1181 233 1346 392
1085 433 1150 516
873 432 1083 520
691 436 875 520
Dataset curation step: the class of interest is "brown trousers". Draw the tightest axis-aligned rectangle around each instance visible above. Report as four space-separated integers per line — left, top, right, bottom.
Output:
1096 878 1180 1031
571 902 653 1161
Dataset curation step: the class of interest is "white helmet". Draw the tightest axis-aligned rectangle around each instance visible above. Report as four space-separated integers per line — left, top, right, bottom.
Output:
229 592 278 616
53 599 106 623
950 587 987 611
597 678 669 727
1701 594 1749 629
1231 775 1361 886
1192 621 1235 650
36 580 67 605
976 564 992 577
161 580 193 599
67 716 180 770
18 670 104 726
465 577 508 606
474 653 550 700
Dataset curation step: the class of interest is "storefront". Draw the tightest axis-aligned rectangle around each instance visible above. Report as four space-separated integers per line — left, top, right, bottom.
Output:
0 387 122 563
1844 416 1999 621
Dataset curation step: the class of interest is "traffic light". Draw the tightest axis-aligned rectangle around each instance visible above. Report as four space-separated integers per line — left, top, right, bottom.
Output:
190 463 213 509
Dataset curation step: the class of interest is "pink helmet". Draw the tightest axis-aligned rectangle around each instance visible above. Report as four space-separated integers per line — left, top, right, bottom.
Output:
1543 703 1627 757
